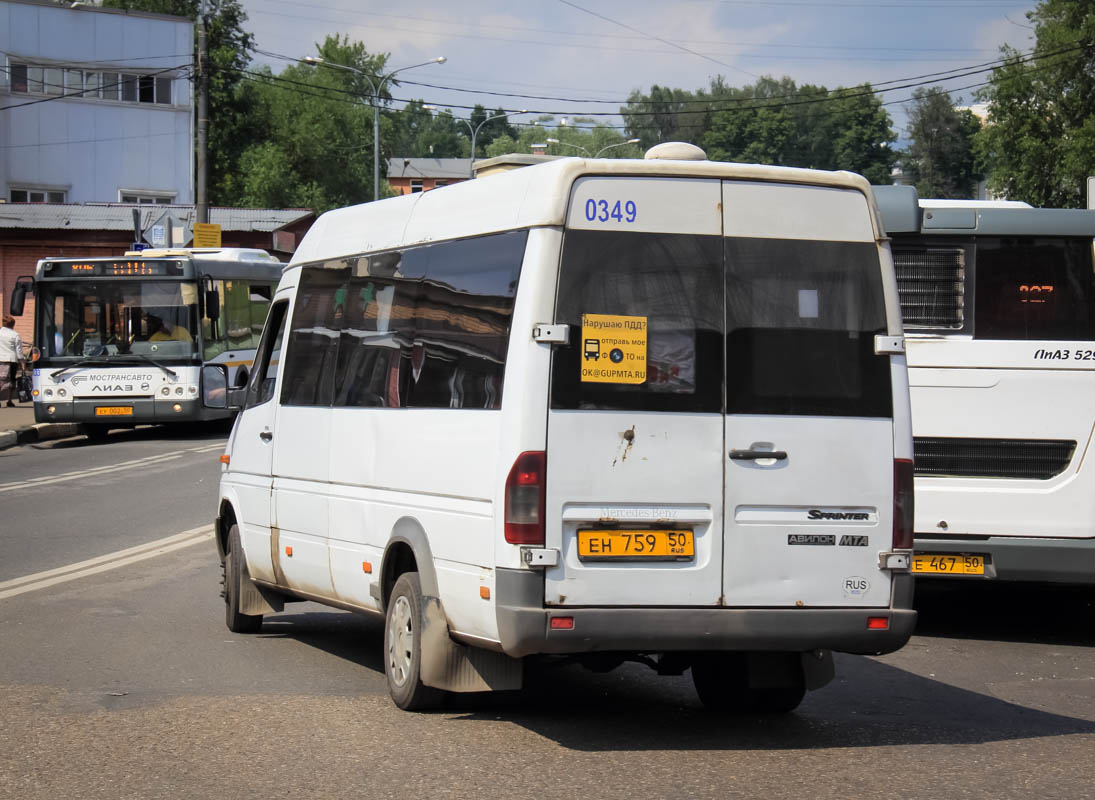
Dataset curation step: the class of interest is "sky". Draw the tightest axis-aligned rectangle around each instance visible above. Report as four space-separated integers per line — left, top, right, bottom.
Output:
238 0 1039 144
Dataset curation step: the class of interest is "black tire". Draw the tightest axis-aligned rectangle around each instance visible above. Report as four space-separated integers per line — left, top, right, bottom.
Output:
384 572 444 711
691 652 805 714
84 424 110 442
223 524 263 633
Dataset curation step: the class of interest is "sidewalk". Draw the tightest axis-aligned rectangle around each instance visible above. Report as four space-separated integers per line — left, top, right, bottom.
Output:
0 401 82 450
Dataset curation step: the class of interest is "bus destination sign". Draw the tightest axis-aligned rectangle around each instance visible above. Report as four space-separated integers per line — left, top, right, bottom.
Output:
47 259 184 277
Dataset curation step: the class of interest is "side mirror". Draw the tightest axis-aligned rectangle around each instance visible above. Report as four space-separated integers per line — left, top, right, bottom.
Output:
205 289 220 321
226 387 248 408
202 364 228 409
9 277 32 316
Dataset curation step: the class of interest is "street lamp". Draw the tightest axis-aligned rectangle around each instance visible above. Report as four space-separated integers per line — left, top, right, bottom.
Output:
547 138 641 158
304 55 446 202
545 138 589 157
449 109 528 178
595 138 640 158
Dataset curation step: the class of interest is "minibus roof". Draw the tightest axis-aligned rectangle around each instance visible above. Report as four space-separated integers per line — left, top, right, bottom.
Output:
291 156 879 266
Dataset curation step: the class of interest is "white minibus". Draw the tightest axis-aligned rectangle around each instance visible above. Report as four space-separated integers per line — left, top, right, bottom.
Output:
216 144 916 712
874 185 1095 584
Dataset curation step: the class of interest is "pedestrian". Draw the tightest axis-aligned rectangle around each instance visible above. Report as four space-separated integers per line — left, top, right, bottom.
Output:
0 314 26 407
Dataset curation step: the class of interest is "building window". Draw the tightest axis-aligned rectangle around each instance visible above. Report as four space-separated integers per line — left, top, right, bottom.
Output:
11 188 67 203
8 62 176 105
409 180 424 193
435 181 448 188
120 191 176 204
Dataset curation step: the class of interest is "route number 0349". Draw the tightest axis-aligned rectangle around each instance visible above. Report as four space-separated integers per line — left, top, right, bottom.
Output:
585 198 637 223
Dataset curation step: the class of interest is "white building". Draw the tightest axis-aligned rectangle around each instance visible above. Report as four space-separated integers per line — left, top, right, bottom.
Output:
0 0 193 205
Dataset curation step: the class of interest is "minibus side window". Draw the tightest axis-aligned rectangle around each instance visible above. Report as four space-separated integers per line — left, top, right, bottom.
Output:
551 230 723 412
724 238 891 417
407 231 526 409
245 300 288 407
280 264 348 406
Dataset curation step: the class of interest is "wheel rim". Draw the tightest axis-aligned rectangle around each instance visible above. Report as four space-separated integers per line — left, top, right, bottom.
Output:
388 595 414 687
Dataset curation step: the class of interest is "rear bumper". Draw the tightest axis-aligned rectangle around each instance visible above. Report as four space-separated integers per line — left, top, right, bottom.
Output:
914 534 1095 585
495 568 916 658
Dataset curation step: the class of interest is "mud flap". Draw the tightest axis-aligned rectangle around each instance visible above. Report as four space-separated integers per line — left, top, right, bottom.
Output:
419 596 523 692
801 649 835 690
238 569 284 616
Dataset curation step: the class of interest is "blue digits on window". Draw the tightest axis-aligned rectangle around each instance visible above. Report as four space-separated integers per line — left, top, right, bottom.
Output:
584 198 637 223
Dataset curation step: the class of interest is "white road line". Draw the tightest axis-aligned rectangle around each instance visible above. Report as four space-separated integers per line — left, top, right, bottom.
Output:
0 525 214 600
0 442 224 493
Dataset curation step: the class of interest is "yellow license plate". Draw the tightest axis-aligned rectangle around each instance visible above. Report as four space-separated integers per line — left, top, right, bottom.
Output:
912 554 985 575
577 529 694 561
95 406 134 417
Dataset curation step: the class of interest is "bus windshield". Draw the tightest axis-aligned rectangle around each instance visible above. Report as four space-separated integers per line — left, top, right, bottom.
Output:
38 280 200 361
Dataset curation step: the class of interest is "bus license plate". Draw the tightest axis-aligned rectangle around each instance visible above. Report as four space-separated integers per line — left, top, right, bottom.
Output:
577 530 694 562
911 554 985 575
95 406 134 417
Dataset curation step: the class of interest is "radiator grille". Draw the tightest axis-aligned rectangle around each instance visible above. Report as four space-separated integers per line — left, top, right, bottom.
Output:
893 247 965 328
913 437 1076 480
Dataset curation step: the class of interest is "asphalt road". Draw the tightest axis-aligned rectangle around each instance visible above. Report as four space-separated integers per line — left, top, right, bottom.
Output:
1 426 1093 799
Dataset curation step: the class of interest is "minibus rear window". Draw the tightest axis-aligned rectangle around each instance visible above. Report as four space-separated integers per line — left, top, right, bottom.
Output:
725 238 892 417
551 231 724 412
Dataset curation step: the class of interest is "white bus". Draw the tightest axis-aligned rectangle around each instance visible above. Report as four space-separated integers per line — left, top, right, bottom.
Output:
874 185 1095 584
216 144 916 712
9 248 284 439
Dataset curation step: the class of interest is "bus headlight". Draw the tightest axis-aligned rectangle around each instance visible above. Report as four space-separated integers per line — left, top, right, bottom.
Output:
172 403 182 413
175 387 184 396
57 389 66 397
161 387 170 396
44 389 53 397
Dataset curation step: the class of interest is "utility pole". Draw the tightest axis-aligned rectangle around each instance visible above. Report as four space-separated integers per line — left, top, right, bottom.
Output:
195 0 209 224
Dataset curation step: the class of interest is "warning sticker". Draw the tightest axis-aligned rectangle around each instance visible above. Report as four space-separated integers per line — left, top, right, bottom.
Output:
580 314 647 384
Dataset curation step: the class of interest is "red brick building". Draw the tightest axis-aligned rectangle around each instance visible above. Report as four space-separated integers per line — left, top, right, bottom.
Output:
386 158 471 195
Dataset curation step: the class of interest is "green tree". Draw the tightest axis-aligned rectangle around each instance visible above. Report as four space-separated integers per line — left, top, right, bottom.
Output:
466 105 518 157
101 0 254 205
225 35 390 210
899 88 982 198
702 77 895 181
976 0 1095 207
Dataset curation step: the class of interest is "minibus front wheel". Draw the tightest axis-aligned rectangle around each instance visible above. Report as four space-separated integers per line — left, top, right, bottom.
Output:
384 572 445 711
223 524 263 634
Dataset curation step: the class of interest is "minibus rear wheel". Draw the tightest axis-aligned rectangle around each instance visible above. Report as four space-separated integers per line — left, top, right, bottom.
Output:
224 524 263 634
384 572 444 711
691 652 805 714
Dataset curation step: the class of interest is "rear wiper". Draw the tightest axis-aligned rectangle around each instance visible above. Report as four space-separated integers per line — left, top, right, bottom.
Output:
111 352 178 378
50 358 113 380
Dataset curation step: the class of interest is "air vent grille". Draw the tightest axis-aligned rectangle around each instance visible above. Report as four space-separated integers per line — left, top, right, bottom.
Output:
913 437 1076 480
893 247 965 329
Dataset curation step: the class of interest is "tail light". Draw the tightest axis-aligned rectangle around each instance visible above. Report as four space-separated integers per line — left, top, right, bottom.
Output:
893 458 914 549
505 451 545 545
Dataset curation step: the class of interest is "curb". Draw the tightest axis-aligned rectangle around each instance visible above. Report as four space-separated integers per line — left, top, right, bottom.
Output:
0 423 82 451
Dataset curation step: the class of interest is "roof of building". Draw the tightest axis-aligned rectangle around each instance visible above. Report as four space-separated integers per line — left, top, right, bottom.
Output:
386 158 472 180
0 203 313 232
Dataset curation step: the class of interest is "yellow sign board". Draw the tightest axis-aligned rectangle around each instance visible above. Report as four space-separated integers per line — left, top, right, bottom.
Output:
193 222 222 248
580 313 647 384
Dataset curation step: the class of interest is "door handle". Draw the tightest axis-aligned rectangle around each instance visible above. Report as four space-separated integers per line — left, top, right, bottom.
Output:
729 448 787 461
259 430 273 442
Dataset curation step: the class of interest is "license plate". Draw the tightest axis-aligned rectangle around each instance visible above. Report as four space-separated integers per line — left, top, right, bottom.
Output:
577 529 694 561
912 554 986 575
95 406 134 417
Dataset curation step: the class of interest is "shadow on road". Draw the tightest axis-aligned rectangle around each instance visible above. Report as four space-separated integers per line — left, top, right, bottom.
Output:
914 580 1095 647
254 608 1095 752
39 420 232 449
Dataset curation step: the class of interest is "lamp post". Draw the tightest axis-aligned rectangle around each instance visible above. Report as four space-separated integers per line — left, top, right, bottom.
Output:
438 108 527 177
595 138 641 158
547 138 641 158
546 138 588 157
304 55 446 202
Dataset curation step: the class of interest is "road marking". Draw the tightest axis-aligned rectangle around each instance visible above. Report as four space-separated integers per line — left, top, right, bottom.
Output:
0 525 214 600
0 442 225 493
